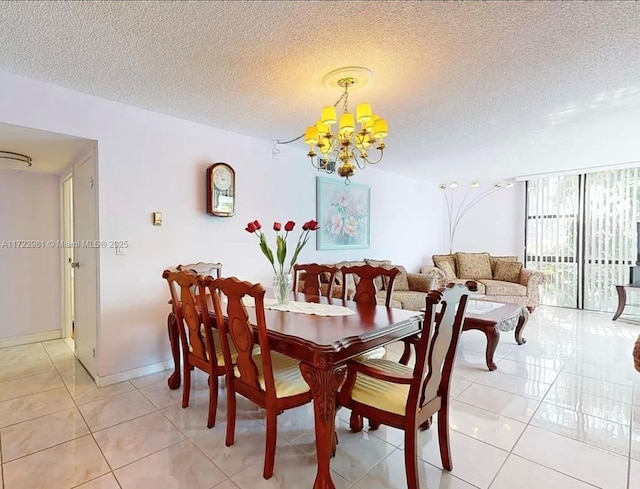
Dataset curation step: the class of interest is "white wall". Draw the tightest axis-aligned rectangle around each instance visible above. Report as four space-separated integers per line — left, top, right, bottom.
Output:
443 101 640 261
0 170 61 339
446 181 525 259
0 70 442 378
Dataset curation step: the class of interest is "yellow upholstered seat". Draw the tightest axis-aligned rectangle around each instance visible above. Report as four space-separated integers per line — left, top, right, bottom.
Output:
234 351 310 398
191 328 238 367
349 358 413 416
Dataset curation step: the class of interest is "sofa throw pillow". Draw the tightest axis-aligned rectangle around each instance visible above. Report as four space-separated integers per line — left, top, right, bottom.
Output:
489 255 519 275
493 261 523 283
456 252 492 280
438 261 456 284
364 259 392 290
389 265 410 291
432 254 457 280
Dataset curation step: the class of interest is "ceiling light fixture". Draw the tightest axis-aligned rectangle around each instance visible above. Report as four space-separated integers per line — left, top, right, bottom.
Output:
306 67 388 183
274 67 388 184
0 150 32 169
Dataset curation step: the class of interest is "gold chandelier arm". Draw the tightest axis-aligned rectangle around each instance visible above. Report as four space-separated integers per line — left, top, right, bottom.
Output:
353 147 384 166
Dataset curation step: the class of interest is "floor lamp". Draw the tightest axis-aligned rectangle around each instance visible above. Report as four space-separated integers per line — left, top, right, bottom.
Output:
440 181 514 253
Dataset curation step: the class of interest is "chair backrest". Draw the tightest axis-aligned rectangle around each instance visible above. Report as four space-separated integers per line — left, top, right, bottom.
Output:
293 263 338 297
163 269 216 366
177 262 222 279
340 264 399 307
200 276 275 397
413 282 475 410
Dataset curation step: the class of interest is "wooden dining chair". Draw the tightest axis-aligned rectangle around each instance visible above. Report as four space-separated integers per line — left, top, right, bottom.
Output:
340 264 400 307
177 262 222 289
338 283 473 489
339 264 400 363
292 263 338 297
200 276 313 480
162 269 228 428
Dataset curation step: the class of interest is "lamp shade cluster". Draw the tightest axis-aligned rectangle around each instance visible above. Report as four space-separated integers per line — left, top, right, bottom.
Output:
304 78 388 182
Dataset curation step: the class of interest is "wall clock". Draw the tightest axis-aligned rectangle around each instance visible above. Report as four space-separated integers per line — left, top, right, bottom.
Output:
206 162 236 217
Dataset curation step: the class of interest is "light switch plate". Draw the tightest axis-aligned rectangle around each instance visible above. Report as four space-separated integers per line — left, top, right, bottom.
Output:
152 212 163 226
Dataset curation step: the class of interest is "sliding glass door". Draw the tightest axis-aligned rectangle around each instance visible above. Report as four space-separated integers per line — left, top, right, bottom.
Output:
583 168 640 311
525 167 640 312
525 175 580 308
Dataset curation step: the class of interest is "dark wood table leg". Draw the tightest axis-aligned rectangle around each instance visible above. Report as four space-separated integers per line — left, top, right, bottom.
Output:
484 325 499 371
613 285 626 321
167 312 182 389
462 321 499 371
515 307 530 345
300 362 346 489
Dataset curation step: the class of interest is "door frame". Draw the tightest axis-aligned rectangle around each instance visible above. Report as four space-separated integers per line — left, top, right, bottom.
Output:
60 145 100 378
59 169 74 351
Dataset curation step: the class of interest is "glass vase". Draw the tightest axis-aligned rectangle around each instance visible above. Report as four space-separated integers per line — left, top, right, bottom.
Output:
273 272 293 306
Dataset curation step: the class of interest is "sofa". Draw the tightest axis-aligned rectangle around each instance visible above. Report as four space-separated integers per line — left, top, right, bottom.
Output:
299 259 438 311
420 252 544 312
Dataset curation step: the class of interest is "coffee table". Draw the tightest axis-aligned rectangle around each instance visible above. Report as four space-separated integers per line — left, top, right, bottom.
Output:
463 300 529 371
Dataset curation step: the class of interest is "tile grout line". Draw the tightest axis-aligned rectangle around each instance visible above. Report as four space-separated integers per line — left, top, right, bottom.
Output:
44 341 125 489
152 377 236 486
497 349 623 489
456 343 628 488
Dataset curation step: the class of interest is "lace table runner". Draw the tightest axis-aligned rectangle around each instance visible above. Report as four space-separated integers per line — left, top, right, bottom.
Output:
240 297 356 316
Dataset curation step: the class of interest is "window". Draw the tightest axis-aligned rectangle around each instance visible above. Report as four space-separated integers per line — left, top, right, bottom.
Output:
525 168 640 311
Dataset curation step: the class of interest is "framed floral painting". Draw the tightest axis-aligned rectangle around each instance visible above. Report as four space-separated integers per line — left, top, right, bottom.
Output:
316 177 370 250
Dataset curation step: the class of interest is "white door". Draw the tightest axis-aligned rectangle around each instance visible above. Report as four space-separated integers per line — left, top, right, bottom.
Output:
73 155 99 378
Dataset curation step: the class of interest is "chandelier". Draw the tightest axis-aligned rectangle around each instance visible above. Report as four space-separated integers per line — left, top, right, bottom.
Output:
303 67 388 183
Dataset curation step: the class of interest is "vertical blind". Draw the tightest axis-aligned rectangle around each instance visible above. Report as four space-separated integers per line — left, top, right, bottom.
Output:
525 167 640 311
525 175 579 308
583 168 640 311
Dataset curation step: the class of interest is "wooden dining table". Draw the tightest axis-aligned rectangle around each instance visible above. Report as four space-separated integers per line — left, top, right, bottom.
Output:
166 292 423 489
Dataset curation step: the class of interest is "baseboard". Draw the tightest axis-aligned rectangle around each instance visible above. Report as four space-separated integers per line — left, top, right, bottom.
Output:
95 360 173 387
0 330 62 349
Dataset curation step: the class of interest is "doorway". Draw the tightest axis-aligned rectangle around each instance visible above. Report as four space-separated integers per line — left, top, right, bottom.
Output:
0 121 98 375
61 174 75 352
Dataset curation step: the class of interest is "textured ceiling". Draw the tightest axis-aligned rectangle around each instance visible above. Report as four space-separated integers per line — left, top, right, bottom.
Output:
0 122 95 173
0 1 639 180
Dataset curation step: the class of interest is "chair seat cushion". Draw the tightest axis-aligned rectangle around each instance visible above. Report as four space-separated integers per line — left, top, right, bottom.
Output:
348 358 413 416
191 329 238 367
235 351 310 398
479 279 527 296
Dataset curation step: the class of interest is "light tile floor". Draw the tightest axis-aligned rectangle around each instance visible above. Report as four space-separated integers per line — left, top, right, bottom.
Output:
0 306 639 489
